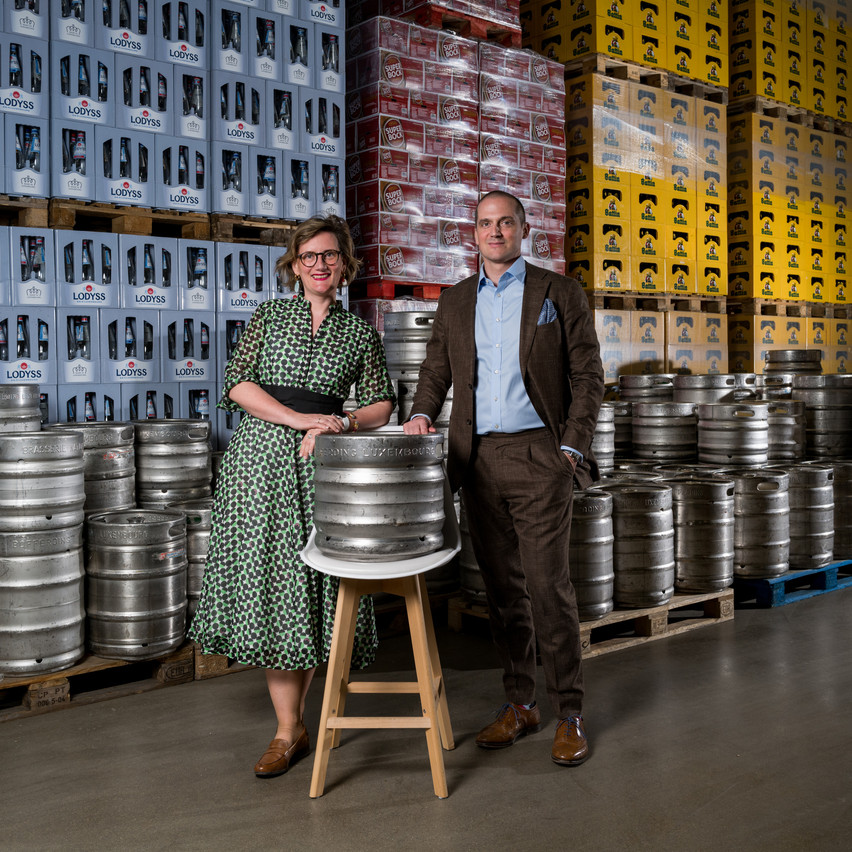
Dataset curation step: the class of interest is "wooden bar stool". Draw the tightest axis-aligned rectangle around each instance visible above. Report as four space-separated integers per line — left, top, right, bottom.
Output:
301 485 460 799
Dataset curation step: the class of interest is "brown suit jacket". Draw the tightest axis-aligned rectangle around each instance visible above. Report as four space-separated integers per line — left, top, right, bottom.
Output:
410 262 605 492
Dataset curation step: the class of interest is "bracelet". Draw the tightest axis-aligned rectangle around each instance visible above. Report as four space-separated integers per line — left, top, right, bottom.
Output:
342 410 359 432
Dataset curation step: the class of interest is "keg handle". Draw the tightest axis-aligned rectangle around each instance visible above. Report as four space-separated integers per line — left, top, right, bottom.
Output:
169 523 185 538
414 316 434 326
188 426 210 440
731 389 759 401
120 426 134 441
732 407 756 417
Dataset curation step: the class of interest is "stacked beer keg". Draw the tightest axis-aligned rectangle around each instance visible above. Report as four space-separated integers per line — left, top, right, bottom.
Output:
0 392 216 673
577 360 850 621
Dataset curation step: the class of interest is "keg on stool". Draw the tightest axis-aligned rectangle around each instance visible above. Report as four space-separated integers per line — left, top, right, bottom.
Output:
134 419 212 508
569 490 614 620
46 422 136 516
591 483 675 608
663 474 735 592
0 431 86 675
313 432 445 561
86 509 188 660
0 384 42 433
167 498 213 621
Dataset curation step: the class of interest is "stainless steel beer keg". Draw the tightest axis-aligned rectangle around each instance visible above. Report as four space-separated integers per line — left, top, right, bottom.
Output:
313 432 445 561
86 510 188 660
0 384 41 433
569 489 615 620
382 311 436 379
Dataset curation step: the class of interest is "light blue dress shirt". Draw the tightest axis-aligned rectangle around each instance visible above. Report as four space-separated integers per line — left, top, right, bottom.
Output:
474 258 545 435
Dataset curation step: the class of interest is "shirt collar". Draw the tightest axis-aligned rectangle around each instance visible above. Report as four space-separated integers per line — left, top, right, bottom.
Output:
478 256 527 291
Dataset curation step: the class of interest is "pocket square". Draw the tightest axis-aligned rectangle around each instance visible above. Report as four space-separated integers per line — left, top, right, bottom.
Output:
537 298 558 325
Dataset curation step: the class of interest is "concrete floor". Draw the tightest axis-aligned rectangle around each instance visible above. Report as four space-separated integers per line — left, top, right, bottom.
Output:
3 589 851 852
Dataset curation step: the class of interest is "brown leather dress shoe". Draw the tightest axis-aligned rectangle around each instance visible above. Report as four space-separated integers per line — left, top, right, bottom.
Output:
552 714 590 766
254 727 310 778
476 703 543 749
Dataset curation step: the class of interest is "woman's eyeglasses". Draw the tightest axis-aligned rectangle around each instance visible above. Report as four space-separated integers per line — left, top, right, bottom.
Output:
297 249 342 267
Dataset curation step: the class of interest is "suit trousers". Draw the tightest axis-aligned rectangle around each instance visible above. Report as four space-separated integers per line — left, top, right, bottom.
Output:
462 428 583 718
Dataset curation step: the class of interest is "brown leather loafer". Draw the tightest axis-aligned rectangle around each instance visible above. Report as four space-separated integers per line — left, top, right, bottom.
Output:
476 703 542 749
552 714 590 766
254 727 310 778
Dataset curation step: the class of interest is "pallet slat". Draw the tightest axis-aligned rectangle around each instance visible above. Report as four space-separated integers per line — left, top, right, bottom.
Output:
48 199 210 239
734 560 852 608
586 291 727 314
448 590 734 659
0 644 194 723
0 195 49 228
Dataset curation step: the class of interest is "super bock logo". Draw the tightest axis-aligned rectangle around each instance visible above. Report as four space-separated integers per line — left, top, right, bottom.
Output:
532 232 551 259
382 117 405 148
482 136 502 161
382 246 405 275
382 183 405 212
382 53 405 84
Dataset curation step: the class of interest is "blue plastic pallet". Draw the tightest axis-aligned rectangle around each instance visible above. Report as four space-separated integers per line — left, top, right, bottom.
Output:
734 560 852 608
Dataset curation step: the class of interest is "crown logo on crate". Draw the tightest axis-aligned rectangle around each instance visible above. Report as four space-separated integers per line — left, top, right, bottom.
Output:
72 363 88 376
20 16 36 30
191 291 205 303
26 285 40 298
68 177 83 190
66 23 81 36
20 176 37 188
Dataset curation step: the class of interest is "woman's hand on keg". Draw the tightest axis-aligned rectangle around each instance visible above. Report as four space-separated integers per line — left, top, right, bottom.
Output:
298 417 345 459
292 411 346 433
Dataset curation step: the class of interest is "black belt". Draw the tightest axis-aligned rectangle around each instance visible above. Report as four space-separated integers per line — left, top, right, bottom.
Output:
261 385 344 415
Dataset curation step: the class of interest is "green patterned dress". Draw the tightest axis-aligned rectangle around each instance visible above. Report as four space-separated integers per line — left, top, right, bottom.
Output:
189 297 396 670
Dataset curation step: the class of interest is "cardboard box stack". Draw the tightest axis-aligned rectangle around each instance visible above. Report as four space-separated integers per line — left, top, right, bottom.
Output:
346 16 566 300
0 0 346 217
565 75 728 300
522 0 729 88
729 0 849 120
726 112 849 372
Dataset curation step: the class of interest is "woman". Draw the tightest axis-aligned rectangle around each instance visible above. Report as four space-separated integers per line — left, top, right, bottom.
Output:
189 215 395 778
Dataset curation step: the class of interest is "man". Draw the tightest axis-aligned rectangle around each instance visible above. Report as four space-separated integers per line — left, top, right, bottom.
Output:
403 191 604 766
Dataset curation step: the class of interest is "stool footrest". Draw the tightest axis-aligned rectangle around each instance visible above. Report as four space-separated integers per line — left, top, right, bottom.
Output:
346 681 420 694
326 717 432 729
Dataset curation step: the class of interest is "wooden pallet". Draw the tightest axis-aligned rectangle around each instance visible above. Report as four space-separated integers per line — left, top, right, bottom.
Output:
580 590 734 658
403 4 522 46
728 298 836 318
210 214 296 246
447 590 734 659
734 560 852 608
564 56 727 103
0 643 194 723
586 290 727 314
353 280 447 301
48 199 210 239
728 96 813 126
191 643 253 681
0 195 49 228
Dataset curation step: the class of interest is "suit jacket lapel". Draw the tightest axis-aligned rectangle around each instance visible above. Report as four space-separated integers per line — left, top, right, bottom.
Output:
519 263 549 375
455 274 479 382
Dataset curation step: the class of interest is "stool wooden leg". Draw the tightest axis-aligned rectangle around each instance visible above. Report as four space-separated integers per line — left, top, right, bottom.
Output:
404 576 449 799
309 579 361 799
418 574 455 751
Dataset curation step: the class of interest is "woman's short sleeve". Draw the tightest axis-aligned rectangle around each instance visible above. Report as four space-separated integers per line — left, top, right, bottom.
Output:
355 325 397 409
218 303 269 413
